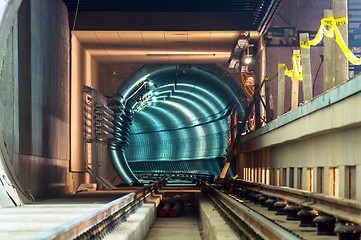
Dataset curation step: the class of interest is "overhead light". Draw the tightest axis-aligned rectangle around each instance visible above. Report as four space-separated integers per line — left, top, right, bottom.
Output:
244 46 252 65
244 56 252 65
152 96 157 102
154 91 160 96
148 81 154 86
146 53 216 57
237 38 249 49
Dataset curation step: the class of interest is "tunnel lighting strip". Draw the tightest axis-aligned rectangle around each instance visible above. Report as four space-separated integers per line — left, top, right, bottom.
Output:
157 83 227 110
130 104 232 135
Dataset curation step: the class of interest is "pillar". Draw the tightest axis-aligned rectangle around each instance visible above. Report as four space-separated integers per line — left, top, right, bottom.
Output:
333 0 349 84
324 167 330 195
300 33 313 101
277 65 285 116
323 10 335 92
356 165 361 201
338 165 346 198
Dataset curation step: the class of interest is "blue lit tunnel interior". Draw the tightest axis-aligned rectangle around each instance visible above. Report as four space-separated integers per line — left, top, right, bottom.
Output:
109 64 246 183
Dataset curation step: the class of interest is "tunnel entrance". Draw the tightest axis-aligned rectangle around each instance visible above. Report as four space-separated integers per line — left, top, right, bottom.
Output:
109 64 246 184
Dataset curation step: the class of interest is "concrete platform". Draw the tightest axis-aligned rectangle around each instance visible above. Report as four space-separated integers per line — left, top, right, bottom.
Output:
0 203 103 239
0 191 131 239
103 203 157 240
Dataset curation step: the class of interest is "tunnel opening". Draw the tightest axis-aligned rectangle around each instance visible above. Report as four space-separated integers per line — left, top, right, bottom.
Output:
109 64 247 184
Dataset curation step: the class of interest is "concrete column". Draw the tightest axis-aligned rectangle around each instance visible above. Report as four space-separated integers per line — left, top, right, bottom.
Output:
333 0 348 84
338 165 346 198
294 168 298 190
356 165 361 201
291 50 300 109
71 36 86 173
286 167 290 187
300 33 313 101
312 166 318 192
323 10 335 92
323 167 330 195
302 167 308 190
277 65 285 116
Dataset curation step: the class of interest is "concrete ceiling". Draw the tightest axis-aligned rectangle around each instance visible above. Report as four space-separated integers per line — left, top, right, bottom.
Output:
63 0 281 32
69 0 282 64
74 30 241 64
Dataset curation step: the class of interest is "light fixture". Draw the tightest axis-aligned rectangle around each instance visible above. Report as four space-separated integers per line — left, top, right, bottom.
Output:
152 96 157 102
146 53 216 57
237 37 249 49
244 46 252 65
229 58 240 69
244 56 252 65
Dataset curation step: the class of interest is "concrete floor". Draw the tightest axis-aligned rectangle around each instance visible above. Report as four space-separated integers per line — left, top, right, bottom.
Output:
145 207 202 240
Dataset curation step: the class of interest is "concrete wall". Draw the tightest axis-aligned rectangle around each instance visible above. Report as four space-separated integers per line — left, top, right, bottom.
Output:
98 63 144 97
0 12 18 165
237 75 361 200
70 36 85 173
0 0 88 199
15 0 72 198
70 35 99 180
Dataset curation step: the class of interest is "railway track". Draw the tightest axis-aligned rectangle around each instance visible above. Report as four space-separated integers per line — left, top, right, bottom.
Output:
2 178 360 239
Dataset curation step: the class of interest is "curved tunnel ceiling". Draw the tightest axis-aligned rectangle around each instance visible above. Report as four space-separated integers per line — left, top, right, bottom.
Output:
110 64 246 183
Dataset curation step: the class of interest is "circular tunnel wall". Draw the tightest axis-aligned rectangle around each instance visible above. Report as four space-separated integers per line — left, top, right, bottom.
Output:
110 64 247 183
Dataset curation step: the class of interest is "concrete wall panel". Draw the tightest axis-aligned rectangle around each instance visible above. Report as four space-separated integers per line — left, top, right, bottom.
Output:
11 0 73 198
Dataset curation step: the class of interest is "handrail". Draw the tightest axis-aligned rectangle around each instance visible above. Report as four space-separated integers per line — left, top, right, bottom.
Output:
232 179 361 226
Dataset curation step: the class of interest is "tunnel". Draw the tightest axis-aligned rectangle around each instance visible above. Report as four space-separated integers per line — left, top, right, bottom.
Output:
2 0 361 239
109 64 247 183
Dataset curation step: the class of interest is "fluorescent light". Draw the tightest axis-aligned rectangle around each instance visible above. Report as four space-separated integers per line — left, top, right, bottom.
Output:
146 53 216 57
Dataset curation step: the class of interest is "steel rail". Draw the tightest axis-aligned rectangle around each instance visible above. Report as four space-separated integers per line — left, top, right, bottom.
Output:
203 182 301 240
35 183 159 240
233 179 361 226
